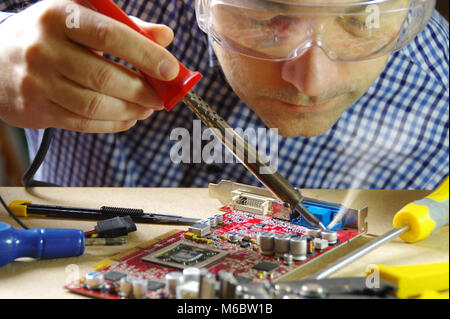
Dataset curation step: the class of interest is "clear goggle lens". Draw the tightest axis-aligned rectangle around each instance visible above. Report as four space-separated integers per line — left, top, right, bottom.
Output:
195 0 435 61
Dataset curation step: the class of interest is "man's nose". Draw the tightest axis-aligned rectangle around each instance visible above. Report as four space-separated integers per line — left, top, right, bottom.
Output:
280 45 338 97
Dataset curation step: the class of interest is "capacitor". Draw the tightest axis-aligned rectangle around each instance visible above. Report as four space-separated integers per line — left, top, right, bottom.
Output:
259 231 275 256
208 217 218 228
165 272 183 299
228 232 239 243
306 228 322 238
183 267 201 283
283 253 293 266
119 276 133 298
274 234 290 257
132 279 148 299
321 230 338 244
289 237 307 261
215 214 224 225
84 272 104 290
176 281 200 299
217 271 238 299
199 269 216 299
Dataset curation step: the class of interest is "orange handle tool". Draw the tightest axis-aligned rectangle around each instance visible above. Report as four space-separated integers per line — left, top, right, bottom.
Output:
79 0 202 110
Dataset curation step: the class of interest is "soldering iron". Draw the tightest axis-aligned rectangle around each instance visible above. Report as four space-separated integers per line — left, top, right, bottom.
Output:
80 0 326 231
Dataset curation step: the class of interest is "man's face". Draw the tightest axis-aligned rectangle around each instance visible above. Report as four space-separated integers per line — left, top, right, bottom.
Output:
213 44 389 137
210 0 400 137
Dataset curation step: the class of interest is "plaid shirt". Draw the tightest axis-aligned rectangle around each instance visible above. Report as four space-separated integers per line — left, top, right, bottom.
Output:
1 0 449 189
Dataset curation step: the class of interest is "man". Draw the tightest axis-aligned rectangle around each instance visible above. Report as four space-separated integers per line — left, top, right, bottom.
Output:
0 0 448 189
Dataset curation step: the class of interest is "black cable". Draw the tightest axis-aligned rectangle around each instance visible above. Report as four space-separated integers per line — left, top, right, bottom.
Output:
0 127 59 229
0 194 29 229
22 127 58 187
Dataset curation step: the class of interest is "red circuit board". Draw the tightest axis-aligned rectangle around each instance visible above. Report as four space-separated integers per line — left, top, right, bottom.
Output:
66 206 363 299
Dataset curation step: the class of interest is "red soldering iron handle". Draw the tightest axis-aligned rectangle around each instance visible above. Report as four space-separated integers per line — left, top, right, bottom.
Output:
79 0 202 110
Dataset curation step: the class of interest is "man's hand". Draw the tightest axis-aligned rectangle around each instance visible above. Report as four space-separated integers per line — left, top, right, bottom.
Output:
0 0 179 133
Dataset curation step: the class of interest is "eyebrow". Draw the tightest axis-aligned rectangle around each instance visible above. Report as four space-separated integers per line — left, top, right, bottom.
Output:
224 0 406 20
235 0 386 10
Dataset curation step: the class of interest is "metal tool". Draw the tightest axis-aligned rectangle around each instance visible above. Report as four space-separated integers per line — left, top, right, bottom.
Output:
183 92 326 230
158 261 449 299
8 200 200 225
311 176 449 280
236 262 449 299
80 0 325 231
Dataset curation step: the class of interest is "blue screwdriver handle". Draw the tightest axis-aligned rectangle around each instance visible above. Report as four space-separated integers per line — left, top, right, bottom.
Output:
0 222 85 267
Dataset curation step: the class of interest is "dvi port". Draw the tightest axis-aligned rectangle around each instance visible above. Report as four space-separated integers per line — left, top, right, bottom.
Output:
231 191 273 216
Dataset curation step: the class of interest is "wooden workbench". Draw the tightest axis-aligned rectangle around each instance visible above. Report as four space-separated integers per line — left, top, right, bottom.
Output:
0 187 448 299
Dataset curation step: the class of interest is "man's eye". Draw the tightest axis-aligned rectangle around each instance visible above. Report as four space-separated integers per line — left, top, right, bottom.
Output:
338 16 370 37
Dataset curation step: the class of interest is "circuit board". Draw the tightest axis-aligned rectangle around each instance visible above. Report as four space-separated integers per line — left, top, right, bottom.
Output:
66 205 365 299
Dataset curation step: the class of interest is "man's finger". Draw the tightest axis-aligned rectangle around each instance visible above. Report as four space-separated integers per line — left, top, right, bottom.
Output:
63 4 179 81
43 72 154 121
45 99 138 133
129 16 174 47
53 40 163 109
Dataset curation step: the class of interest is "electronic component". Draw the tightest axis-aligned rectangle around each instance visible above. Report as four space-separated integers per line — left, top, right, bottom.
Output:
228 233 239 243
253 261 279 272
284 253 294 266
307 238 316 256
234 274 253 284
147 280 165 291
217 271 239 299
67 197 368 300
84 272 104 290
289 237 307 261
183 267 201 282
306 228 321 238
292 202 345 230
103 281 119 295
141 242 228 269
240 242 250 248
259 231 275 256
176 280 200 299
104 271 126 282
165 272 183 299
314 238 329 251
321 230 338 244
188 223 211 237
199 269 216 298
274 234 290 257
94 216 136 238
208 217 218 228
231 191 272 215
131 279 148 299
210 180 363 229
85 237 127 246
119 276 133 298
215 214 224 224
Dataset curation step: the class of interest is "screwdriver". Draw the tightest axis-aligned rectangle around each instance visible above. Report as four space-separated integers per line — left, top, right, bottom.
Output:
0 222 85 267
79 0 326 230
312 176 449 280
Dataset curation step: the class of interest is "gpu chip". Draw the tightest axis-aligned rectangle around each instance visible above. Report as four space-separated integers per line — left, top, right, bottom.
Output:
141 242 228 269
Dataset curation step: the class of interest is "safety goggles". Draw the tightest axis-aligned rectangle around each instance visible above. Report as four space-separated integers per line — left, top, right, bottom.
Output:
195 0 435 61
